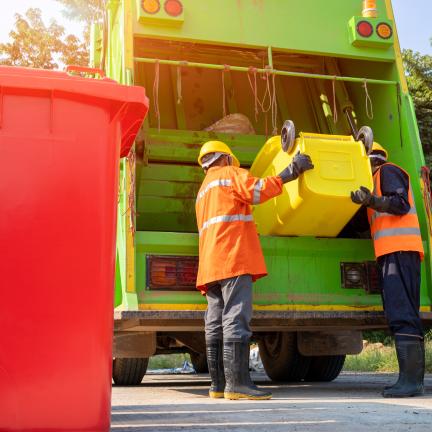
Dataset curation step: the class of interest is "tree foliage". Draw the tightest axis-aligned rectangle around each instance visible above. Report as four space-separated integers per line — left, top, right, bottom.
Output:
402 48 432 163
55 0 105 25
55 0 105 43
0 8 88 69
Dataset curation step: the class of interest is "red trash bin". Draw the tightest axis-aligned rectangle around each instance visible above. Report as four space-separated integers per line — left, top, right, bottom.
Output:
0 66 149 431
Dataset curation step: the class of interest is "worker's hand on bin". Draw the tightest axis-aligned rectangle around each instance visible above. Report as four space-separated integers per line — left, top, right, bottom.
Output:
278 152 314 184
351 186 373 206
351 186 390 212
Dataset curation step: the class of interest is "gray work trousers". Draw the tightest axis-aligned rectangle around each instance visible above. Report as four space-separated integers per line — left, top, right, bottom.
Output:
204 274 253 343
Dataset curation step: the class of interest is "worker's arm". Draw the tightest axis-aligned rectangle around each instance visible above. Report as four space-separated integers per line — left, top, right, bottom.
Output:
379 165 411 215
277 152 314 184
351 164 411 214
231 152 313 205
231 168 283 205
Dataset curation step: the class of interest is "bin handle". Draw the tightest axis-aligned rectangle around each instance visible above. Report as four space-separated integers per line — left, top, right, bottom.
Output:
65 65 106 79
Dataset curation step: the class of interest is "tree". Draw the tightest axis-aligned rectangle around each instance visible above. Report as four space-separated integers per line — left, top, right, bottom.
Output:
55 0 105 43
402 48 432 164
0 8 88 69
55 0 105 25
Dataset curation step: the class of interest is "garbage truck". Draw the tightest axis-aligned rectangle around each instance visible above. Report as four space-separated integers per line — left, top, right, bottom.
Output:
93 0 432 385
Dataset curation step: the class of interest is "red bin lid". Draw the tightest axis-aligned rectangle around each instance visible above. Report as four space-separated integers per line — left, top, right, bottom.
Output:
0 65 149 157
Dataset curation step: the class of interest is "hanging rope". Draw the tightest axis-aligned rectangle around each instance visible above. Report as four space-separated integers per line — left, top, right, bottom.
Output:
176 65 183 105
247 66 277 133
126 146 136 239
221 65 230 117
247 66 259 122
421 166 432 236
332 77 338 124
152 60 161 131
271 72 278 135
363 79 374 120
259 67 272 114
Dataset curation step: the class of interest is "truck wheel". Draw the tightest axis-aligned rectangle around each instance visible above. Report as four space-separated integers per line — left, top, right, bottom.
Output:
190 351 208 373
258 332 311 382
305 355 346 382
112 357 149 386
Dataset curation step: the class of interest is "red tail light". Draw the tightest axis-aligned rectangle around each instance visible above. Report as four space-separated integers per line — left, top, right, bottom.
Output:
365 261 381 294
147 255 198 291
164 0 183 17
357 21 374 38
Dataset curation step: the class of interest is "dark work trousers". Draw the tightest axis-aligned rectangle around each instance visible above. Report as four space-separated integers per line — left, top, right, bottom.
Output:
204 274 253 343
377 251 424 338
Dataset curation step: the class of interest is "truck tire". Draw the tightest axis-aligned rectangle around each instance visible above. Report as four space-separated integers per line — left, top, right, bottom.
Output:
190 351 208 373
112 357 149 386
258 332 311 382
305 355 346 382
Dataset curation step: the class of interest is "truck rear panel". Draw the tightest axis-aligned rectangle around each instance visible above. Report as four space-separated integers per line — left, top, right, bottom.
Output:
102 0 432 327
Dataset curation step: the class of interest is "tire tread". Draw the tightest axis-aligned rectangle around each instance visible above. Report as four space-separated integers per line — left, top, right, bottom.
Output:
306 355 345 382
112 358 149 386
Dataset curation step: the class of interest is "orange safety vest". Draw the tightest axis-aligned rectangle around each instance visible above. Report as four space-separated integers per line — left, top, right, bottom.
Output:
367 163 424 260
195 165 283 293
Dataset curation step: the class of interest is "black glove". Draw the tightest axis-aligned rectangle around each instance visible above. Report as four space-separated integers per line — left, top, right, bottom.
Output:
278 152 314 184
351 186 390 212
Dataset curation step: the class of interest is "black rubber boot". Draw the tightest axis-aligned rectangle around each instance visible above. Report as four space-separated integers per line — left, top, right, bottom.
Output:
206 340 225 398
223 340 272 400
382 337 425 398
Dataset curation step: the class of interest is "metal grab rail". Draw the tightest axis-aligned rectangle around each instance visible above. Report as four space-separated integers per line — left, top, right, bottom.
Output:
134 56 398 87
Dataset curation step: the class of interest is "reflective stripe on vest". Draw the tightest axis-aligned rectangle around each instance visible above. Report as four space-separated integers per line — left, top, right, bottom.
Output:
199 213 254 236
253 179 264 205
196 179 232 203
373 227 421 240
370 206 417 224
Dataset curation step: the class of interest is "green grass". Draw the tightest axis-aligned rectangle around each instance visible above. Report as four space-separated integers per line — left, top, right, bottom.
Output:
148 353 191 370
344 332 432 373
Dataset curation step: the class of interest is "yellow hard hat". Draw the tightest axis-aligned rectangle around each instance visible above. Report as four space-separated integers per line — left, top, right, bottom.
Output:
198 140 240 167
371 142 388 159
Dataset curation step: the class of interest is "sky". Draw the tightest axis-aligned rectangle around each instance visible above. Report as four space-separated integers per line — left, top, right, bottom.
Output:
0 0 85 41
0 0 430 55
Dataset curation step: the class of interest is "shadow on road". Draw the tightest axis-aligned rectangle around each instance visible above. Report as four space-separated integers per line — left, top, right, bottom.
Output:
111 373 432 431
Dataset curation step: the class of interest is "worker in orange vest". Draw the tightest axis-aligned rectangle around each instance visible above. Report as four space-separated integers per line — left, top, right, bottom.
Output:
196 140 313 400
351 143 425 398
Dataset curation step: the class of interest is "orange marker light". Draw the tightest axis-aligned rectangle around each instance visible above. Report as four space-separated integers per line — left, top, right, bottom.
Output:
142 0 160 14
362 0 378 18
164 0 183 17
376 22 393 39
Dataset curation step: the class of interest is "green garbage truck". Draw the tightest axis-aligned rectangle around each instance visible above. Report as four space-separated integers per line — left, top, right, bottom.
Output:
93 0 432 385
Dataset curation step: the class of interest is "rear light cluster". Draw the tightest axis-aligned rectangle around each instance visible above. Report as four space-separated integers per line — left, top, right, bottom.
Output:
142 0 183 17
357 21 392 39
341 261 381 294
147 255 198 291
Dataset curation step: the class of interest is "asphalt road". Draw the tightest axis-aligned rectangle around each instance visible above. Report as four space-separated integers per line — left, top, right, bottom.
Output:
111 372 432 431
